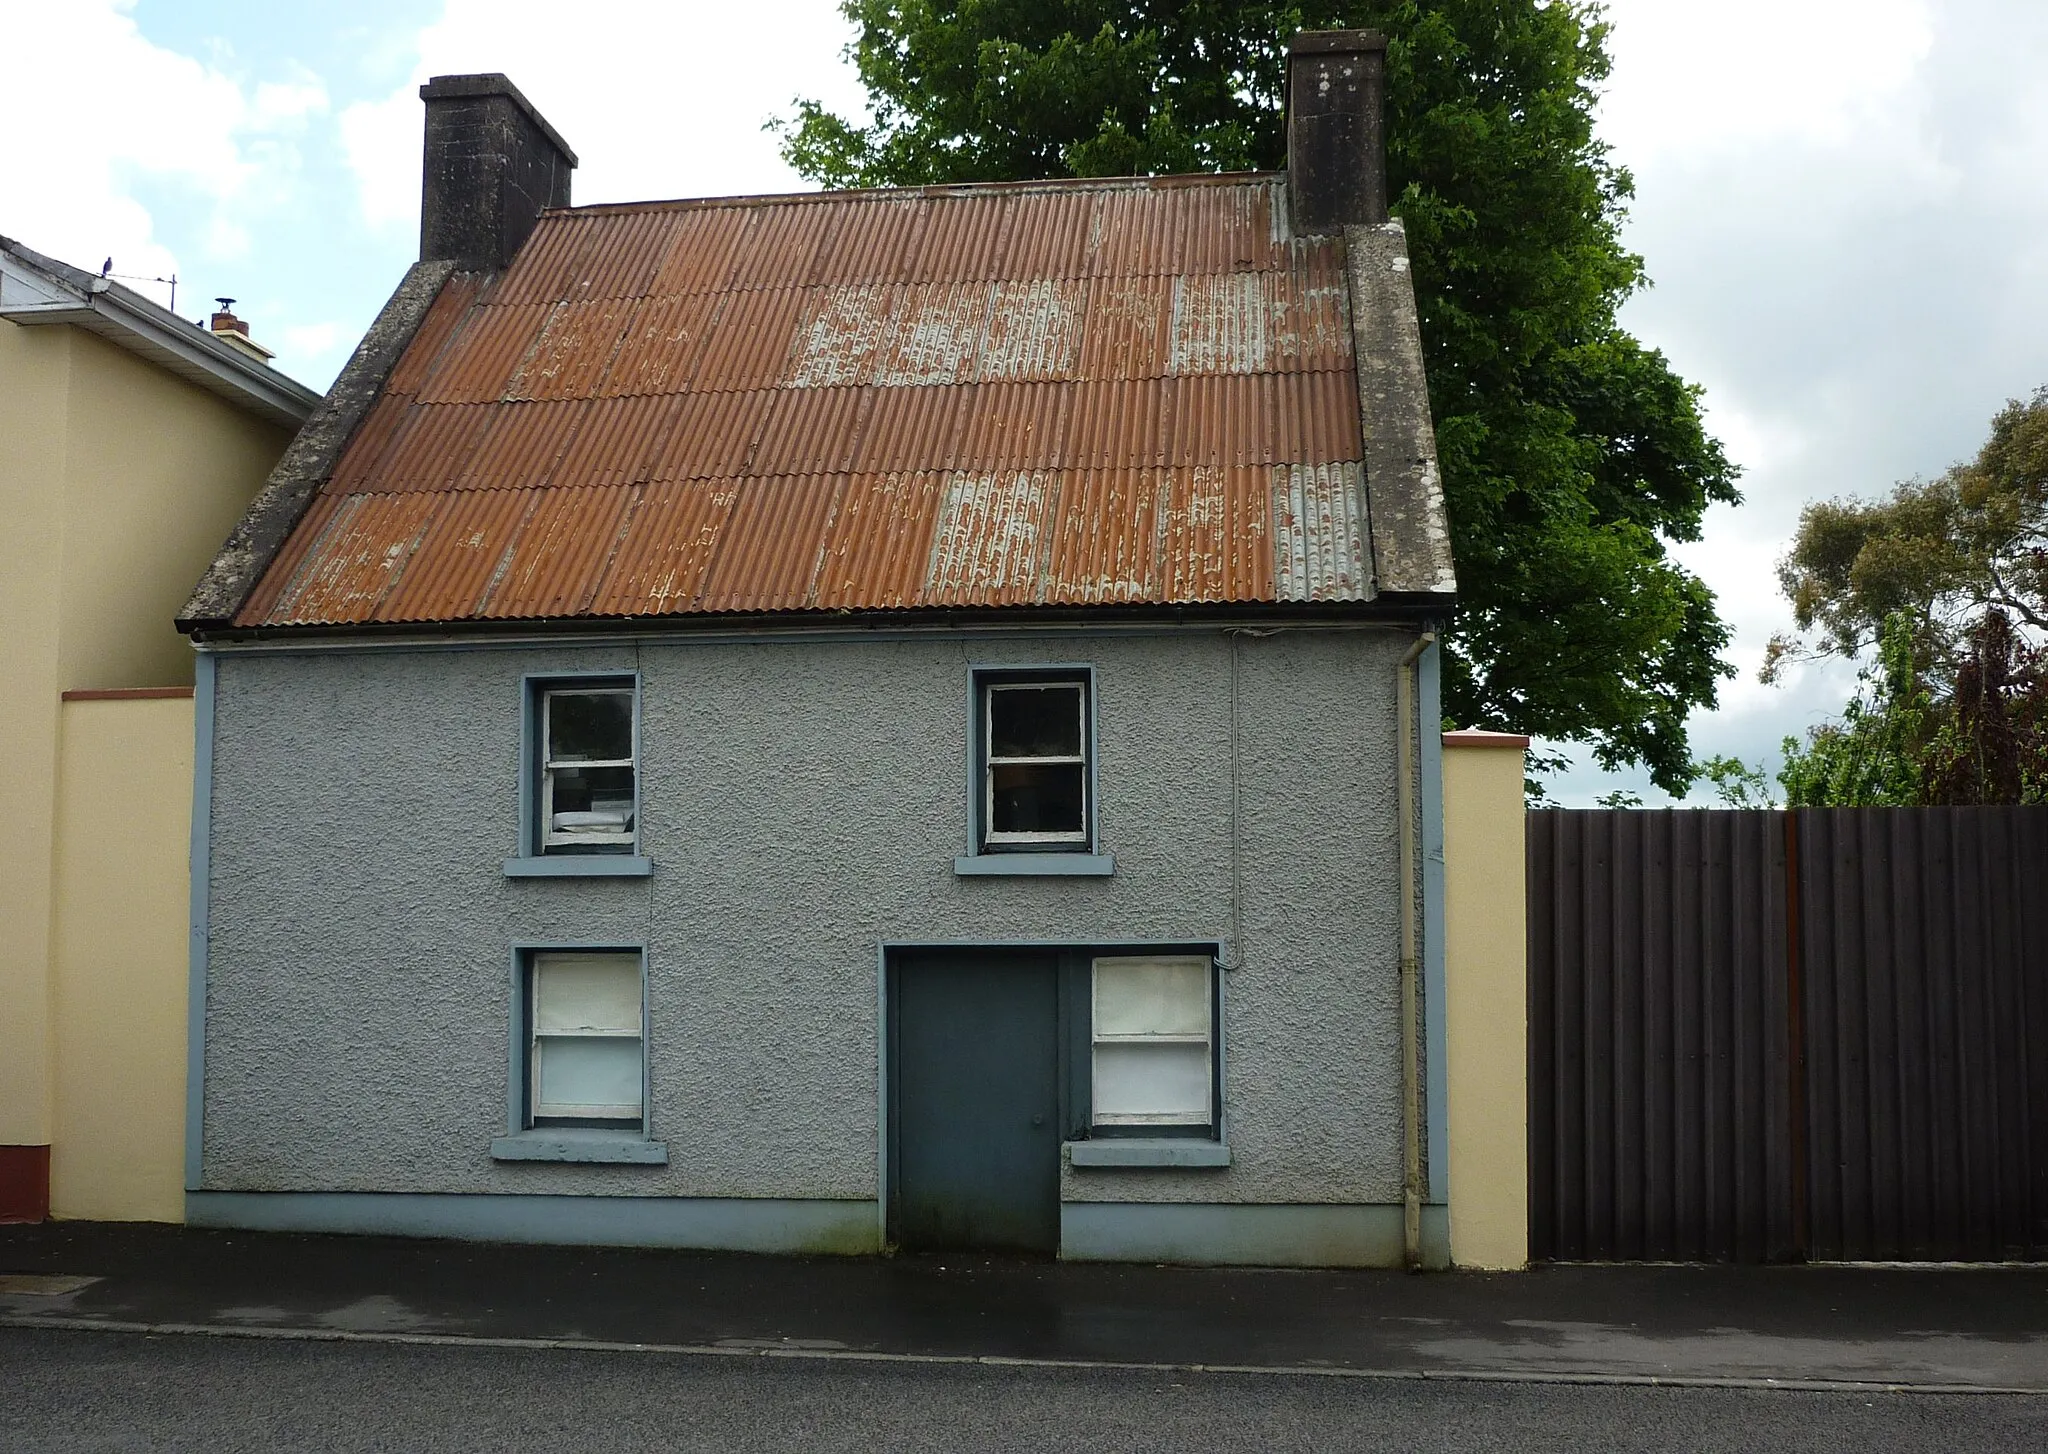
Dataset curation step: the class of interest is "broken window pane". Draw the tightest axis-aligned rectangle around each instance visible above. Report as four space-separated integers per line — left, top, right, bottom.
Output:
547 764 635 838
989 685 1082 758
991 761 1085 836
547 690 632 763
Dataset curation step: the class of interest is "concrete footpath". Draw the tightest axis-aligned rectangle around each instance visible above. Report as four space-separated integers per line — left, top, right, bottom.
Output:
2 1222 2043 1393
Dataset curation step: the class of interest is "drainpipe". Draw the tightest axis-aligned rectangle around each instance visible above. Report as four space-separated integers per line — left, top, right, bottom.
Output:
1395 630 1436 1270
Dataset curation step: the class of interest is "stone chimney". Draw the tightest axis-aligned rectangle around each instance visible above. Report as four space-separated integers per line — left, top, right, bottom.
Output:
207 297 275 364
418 74 577 270
1286 31 1389 233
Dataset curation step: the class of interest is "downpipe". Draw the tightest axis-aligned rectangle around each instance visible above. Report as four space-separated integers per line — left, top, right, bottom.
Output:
1395 631 1436 1271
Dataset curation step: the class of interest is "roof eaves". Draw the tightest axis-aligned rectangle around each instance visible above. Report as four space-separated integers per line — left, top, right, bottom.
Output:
0 235 321 429
179 258 464 634
194 597 1439 648
1343 220 1457 602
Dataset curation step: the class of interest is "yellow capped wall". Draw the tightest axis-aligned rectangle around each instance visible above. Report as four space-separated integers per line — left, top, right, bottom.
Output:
1443 735 1530 1269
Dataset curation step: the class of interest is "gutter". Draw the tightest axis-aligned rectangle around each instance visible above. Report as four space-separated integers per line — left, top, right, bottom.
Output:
0 243 319 429
1395 629 1437 1270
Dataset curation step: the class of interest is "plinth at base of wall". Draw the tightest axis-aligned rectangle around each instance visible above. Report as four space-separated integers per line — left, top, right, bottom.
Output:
0 1146 51 1223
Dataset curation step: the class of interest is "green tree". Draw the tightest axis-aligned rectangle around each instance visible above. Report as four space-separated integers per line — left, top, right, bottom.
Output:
1697 754 1777 808
780 1 1739 793
1779 614 1938 807
1779 608 2048 807
1768 388 2048 684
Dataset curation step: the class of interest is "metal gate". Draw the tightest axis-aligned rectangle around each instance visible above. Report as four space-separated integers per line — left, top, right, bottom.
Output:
1529 807 2048 1262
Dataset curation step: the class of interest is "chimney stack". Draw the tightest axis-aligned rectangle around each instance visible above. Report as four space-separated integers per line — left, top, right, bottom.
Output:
1286 31 1389 233
418 74 577 270
207 297 275 364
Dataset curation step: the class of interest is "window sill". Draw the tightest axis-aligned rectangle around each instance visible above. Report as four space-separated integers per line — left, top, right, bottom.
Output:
1066 1139 1230 1168
954 852 1115 878
503 856 653 879
491 1130 669 1165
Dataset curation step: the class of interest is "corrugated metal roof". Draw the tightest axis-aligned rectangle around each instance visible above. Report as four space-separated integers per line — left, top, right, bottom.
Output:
240 174 1380 628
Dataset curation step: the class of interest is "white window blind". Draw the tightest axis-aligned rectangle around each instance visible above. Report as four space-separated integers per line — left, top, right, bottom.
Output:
531 952 643 1123
1091 955 1213 1126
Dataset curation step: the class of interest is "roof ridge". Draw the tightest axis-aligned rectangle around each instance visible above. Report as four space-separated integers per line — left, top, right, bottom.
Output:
551 171 1284 219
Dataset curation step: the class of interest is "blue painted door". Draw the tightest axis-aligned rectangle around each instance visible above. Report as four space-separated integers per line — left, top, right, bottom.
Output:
890 950 1061 1253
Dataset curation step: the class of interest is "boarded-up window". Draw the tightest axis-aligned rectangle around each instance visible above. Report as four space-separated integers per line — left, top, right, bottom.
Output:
1091 955 1213 1127
530 951 643 1125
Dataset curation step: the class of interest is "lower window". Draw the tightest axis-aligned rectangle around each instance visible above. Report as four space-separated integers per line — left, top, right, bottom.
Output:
524 950 645 1130
1090 954 1216 1134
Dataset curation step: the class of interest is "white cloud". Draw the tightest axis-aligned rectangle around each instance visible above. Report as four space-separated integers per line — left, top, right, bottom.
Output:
0 0 328 302
280 321 344 359
340 88 422 231
337 0 866 235
1537 0 2048 803
1600 0 1936 165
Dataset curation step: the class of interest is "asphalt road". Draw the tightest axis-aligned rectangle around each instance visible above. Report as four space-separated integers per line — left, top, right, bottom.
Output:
7 1223 2048 1391
4 1328 2045 1454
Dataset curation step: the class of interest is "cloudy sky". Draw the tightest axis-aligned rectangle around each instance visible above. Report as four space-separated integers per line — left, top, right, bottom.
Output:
6 0 2044 803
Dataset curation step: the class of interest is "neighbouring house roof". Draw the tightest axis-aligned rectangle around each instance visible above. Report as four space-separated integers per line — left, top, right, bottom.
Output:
207 173 1455 634
0 236 320 429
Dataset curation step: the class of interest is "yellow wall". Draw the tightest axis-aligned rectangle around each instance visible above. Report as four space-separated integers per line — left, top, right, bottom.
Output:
1443 736 1529 1269
0 310 288 1170
0 322 72 1149
48 696 194 1222
55 329 292 692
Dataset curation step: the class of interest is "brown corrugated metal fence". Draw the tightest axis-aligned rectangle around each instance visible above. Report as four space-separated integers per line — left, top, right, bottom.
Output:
1527 811 1796 1262
1529 807 2048 1263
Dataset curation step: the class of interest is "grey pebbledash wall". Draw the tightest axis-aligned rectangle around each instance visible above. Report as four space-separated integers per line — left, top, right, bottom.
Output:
200 627 1411 1208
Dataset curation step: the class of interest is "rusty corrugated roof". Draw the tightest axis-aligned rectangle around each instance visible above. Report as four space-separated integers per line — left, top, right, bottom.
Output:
240 174 1385 628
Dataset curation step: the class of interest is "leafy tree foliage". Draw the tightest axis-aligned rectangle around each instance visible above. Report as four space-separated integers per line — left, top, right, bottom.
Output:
780 1 1739 793
1769 388 2048 684
1697 754 1777 808
1779 609 2048 806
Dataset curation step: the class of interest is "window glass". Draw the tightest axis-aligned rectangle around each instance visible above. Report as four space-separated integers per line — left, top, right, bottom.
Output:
1091 955 1213 1127
534 952 642 1033
982 676 1089 846
989 685 1082 758
530 952 642 1125
1094 957 1210 1038
990 762 1085 836
1092 1043 1212 1122
547 690 632 763
539 683 636 852
535 1038 642 1120
547 766 635 830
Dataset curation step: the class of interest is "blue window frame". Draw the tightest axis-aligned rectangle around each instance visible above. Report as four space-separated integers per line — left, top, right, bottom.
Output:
957 666 1112 876
506 672 652 878
493 944 666 1165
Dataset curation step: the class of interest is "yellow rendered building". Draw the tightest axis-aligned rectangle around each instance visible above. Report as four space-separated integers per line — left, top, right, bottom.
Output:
0 236 316 1222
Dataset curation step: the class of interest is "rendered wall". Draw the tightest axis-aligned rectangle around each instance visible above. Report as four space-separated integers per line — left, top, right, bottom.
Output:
201 630 1414 1216
1442 733 1529 1269
54 329 291 692
0 315 288 1175
48 694 194 1222
0 321 68 1155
